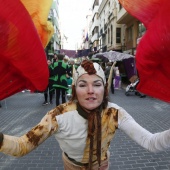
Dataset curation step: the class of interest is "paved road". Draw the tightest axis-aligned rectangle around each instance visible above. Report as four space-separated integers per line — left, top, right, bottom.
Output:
0 89 170 170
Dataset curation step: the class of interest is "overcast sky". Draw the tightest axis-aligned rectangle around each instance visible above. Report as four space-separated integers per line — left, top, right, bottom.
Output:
59 0 91 50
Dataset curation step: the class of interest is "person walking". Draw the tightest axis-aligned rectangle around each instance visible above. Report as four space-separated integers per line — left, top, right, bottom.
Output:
67 59 75 77
42 59 55 105
52 54 68 106
1 60 170 170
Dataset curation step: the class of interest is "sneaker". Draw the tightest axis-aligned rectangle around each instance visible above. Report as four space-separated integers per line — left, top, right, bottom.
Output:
140 95 146 98
42 101 48 106
49 101 53 105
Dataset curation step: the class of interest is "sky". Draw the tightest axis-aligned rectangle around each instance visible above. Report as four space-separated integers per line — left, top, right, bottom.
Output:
59 0 92 50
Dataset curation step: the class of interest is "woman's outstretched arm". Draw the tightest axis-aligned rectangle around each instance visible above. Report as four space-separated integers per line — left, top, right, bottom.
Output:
118 107 170 152
0 108 59 157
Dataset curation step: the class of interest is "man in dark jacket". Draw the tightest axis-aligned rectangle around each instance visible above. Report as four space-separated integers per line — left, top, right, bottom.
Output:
42 60 55 105
53 54 69 106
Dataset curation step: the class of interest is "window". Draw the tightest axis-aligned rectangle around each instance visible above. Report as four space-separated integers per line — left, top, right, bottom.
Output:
119 3 123 10
92 26 99 36
116 27 121 43
108 28 110 43
92 0 99 10
111 25 113 44
95 0 99 6
108 1 110 7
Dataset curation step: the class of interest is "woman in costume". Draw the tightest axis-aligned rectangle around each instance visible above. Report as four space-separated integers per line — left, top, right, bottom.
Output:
0 60 170 170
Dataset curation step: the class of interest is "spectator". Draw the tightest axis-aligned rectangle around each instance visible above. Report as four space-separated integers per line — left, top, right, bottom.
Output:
52 53 58 64
67 59 75 77
42 59 55 105
53 54 68 106
63 55 69 64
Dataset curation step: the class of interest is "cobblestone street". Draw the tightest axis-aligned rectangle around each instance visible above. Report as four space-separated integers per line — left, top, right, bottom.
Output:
0 89 170 170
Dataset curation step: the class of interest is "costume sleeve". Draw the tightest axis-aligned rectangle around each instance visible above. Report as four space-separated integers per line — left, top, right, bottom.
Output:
0 109 58 157
118 108 170 152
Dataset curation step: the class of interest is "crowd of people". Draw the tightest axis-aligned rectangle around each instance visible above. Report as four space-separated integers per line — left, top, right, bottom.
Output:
42 53 76 107
42 53 118 107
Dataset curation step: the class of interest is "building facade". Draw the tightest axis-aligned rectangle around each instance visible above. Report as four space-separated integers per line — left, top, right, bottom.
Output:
46 0 61 57
82 0 147 84
86 0 146 55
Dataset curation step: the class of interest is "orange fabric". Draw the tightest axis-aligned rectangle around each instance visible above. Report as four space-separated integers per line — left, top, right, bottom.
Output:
119 0 170 103
20 0 54 47
0 0 53 100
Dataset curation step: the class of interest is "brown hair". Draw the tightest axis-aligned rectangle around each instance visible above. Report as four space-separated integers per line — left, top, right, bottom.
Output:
81 60 96 75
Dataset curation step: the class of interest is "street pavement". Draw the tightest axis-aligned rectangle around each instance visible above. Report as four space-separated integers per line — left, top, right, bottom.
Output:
0 88 170 170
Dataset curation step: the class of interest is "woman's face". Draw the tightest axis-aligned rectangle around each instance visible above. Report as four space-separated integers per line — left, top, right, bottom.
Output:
76 74 104 111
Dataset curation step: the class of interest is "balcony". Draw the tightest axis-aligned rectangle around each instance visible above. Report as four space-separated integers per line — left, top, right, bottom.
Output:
91 20 99 34
117 8 134 24
91 5 99 19
91 32 99 43
98 0 107 16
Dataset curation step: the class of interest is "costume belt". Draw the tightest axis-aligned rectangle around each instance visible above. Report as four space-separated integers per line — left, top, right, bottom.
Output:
64 152 93 167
